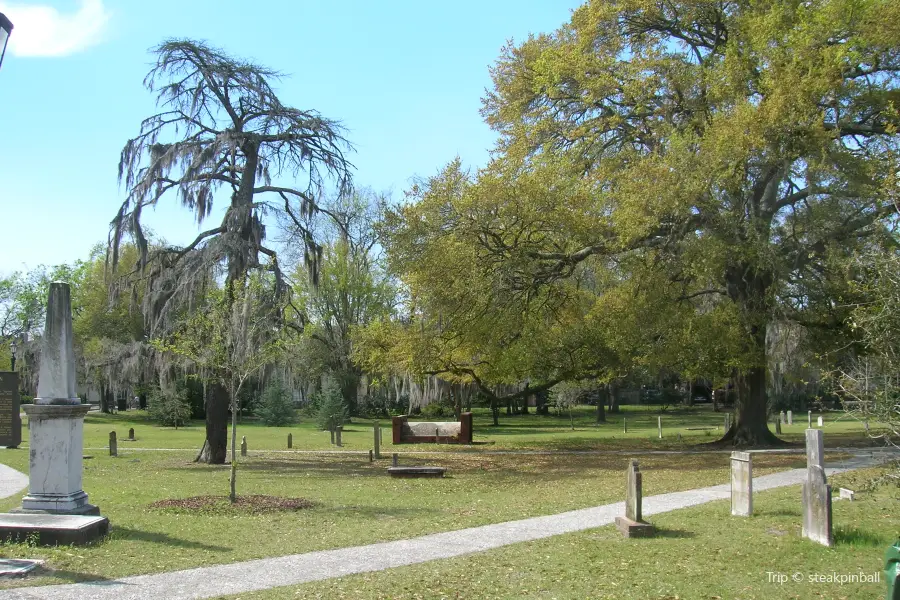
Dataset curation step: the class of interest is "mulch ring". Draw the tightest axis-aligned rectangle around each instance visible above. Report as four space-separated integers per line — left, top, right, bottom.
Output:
149 495 314 515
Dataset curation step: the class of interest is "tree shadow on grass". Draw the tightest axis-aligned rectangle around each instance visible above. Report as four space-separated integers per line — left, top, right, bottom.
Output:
834 526 891 548
32 567 117 585
110 526 231 552
654 527 696 539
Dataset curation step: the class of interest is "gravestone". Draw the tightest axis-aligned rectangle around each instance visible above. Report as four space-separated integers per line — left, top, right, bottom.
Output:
801 428 832 546
839 488 855 501
1 282 108 545
108 431 117 457
240 436 247 457
287 433 292 449
0 373 22 449
817 416 824 427
787 410 793 425
128 428 134 441
374 422 381 459
335 426 343 447
615 459 654 537
730 451 752 516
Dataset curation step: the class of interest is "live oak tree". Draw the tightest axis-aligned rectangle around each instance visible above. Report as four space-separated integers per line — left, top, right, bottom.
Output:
110 39 354 463
471 0 900 445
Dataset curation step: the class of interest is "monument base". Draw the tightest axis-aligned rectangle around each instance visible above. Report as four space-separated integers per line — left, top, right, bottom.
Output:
0 513 109 546
615 516 655 538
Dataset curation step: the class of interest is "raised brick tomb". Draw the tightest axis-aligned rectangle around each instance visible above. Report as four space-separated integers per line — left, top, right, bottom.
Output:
392 412 473 444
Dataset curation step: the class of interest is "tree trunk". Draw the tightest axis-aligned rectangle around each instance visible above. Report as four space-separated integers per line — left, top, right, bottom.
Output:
201 381 229 464
608 382 620 413
687 381 693 407
491 397 499 425
596 393 606 423
229 379 238 503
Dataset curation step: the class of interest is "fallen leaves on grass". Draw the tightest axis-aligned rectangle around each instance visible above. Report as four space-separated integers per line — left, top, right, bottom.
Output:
149 495 313 515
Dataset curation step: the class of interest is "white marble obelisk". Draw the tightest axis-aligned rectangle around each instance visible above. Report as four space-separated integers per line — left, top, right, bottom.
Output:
18 282 98 515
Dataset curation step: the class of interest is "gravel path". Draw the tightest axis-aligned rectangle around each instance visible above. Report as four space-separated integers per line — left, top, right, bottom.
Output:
0 463 27 500
0 451 890 600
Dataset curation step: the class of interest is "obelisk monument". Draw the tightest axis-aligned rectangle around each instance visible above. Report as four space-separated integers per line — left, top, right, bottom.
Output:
18 282 98 515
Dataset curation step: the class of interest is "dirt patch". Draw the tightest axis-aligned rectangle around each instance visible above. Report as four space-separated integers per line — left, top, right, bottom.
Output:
149 495 314 514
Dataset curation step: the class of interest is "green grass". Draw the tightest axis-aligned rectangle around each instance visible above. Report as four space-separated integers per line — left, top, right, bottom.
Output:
212 465 900 600
0 445 831 589
16 404 879 456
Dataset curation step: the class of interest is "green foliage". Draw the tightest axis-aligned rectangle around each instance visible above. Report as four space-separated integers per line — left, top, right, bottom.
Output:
315 380 348 431
149 385 192 428
256 379 297 427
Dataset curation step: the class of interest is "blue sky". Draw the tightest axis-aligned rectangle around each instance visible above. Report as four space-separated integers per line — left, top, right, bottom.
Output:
0 0 581 275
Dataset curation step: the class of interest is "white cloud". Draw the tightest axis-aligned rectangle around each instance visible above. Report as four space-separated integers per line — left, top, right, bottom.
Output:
0 0 110 57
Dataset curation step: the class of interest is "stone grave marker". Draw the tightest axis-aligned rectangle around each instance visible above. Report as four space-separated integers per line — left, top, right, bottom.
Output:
730 451 752 517
240 436 247 457
839 488 855 501
802 428 832 546
787 410 793 425
374 422 381 459
780 411 786 425
817 416 824 427
0 373 21 449
128 428 134 441
108 431 117 457
615 459 654 537
287 433 292 449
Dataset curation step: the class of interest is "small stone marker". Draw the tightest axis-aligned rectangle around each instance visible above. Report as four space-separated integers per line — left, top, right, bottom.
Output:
128 428 134 441
730 451 752 517
657 416 662 439
240 436 247 457
392 453 398 467
287 433 292 449
108 431 117 457
802 428 833 547
676 432 682 442
615 459 654 537
780 411 786 425
335 426 343 447
817 416 823 427
839 488 855 501
808 410 812 427
374 422 381 459
787 410 793 425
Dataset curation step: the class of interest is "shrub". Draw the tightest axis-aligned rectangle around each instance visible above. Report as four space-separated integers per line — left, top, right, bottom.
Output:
315 380 348 431
149 385 192 428
256 379 296 426
421 401 446 419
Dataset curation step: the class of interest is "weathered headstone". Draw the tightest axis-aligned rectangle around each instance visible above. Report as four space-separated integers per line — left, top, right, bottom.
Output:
335 426 343 447
657 416 662 439
128 428 134 441
802 464 833 546
287 433 292 449
392 453 398 467
817 416 824 427
374 422 381 459
615 459 654 537
240 436 247 457
839 487 855 501
780 411 786 425
108 431 117 457
802 428 832 546
787 410 793 426
730 451 752 517
0 373 22 449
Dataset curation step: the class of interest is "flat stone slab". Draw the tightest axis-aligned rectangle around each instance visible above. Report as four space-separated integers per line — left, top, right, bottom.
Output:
615 516 655 538
387 467 446 478
0 559 43 577
0 513 109 546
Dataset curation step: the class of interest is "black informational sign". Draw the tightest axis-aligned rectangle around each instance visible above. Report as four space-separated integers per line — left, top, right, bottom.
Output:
0 372 22 448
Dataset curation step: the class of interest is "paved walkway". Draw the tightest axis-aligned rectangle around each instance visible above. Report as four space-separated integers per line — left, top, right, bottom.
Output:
0 452 890 600
0 463 27 501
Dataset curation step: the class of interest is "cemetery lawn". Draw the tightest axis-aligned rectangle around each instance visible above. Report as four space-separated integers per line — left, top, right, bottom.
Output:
212 464 899 600
0 446 848 589
32 405 879 455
